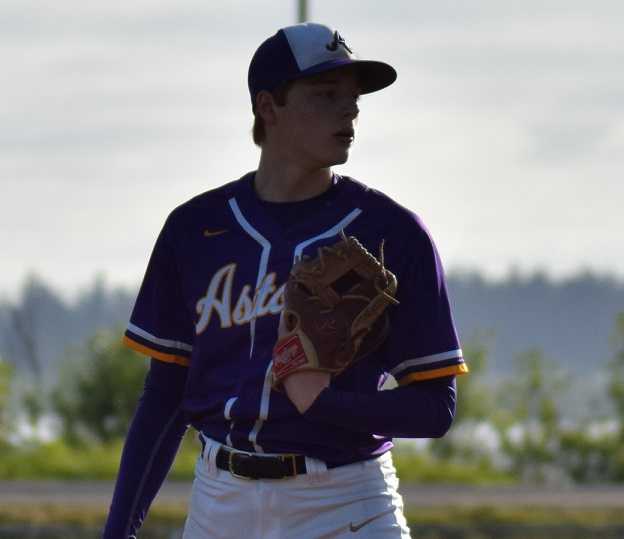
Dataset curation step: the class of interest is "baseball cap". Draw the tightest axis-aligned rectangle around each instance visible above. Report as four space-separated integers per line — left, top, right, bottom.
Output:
248 22 397 110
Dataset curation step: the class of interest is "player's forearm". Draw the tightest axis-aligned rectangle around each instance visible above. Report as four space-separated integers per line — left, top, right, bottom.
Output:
303 376 456 439
103 359 189 539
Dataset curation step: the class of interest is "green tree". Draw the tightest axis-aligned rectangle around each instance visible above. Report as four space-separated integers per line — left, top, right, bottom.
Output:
556 313 624 483
607 313 624 439
557 428 620 483
493 348 568 482
0 358 14 443
429 333 495 461
453 334 493 424
51 330 148 445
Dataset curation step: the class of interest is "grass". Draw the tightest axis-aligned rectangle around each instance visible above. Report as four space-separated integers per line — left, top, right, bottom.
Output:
0 503 186 527
393 447 514 485
0 433 200 480
2 502 624 528
0 437 515 483
0 441 122 480
406 507 624 539
405 506 624 527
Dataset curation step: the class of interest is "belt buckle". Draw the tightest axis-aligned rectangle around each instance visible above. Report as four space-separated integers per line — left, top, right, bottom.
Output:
228 450 253 480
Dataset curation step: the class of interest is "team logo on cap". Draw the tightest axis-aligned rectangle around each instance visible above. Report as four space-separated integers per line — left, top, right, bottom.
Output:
326 30 352 54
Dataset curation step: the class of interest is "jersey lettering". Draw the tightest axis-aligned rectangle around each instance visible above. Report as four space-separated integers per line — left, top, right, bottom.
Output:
195 263 284 333
232 284 253 325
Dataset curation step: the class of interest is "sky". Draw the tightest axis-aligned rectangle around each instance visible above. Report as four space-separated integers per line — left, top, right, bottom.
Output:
2 0 623 301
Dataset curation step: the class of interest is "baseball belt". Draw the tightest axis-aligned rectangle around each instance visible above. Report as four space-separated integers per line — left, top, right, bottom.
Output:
215 447 306 480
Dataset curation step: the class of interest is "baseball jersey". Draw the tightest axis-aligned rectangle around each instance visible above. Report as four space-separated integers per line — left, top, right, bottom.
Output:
123 172 467 464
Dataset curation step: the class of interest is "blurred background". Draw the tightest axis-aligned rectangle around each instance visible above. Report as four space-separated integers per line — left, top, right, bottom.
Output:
1 1 623 537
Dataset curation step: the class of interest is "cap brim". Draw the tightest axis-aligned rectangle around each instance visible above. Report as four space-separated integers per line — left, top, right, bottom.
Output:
292 58 397 94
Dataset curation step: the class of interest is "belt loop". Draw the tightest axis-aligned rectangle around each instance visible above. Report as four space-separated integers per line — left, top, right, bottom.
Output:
198 432 206 459
200 434 220 476
304 456 328 484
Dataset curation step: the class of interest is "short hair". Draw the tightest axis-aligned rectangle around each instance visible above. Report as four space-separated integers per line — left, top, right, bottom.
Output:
252 81 293 147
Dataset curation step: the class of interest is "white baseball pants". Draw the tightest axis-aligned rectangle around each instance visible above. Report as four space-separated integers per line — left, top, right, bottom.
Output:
182 438 411 539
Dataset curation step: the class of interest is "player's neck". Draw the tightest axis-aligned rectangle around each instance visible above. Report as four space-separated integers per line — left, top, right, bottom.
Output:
254 154 333 203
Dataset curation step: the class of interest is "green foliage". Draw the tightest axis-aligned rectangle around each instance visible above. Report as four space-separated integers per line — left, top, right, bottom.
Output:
3 507 624 539
168 430 202 480
22 384 46 426
428 334 496 461
406 506 624 527
454 333 493 424
607 313 624 438
493 349 568 482
0 439 125 479
0 432 514 484
51 330 148 445
393 445 513 484
0 430 200 480
556 428 623 483
547 313 624 483
5 312 624 487
0 358 14 443
550 313 624 483
495 349 567 429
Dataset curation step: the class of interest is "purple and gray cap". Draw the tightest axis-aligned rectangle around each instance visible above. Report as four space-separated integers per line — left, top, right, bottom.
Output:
248 22 397 110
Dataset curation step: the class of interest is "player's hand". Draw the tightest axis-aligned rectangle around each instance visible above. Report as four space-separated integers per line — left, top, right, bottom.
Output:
282 370 330 414
271 233 397 397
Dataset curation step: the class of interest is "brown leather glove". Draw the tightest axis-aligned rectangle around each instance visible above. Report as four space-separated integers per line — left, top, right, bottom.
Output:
272 233 398 388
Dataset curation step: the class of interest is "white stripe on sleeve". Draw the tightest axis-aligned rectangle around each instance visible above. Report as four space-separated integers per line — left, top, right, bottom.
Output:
390 349 463 377
127 322 193 353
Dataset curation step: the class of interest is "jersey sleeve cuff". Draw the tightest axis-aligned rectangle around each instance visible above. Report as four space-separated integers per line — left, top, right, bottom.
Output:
390 349 468 385
123 324 192 367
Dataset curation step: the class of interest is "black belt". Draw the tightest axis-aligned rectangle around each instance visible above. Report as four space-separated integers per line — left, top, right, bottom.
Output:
215 446 307 480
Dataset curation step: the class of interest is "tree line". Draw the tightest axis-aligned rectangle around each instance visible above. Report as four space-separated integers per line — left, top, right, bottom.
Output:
1 312 623 484
432 312 624 483
2 270 623 382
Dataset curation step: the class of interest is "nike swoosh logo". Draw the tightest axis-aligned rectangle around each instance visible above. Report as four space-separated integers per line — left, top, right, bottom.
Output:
203 229 228 237
349 507 394 533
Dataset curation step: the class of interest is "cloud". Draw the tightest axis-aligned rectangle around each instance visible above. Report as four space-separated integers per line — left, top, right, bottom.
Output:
1 0 623 296
525 121 614 164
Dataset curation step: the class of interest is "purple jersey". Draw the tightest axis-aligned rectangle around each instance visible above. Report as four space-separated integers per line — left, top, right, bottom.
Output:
123 172 466 463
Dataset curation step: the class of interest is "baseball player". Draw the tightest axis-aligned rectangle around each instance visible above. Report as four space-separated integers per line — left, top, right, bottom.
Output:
103 22 468 539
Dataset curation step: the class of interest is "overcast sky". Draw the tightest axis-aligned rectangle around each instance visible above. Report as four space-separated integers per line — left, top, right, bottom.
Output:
2 0 623 301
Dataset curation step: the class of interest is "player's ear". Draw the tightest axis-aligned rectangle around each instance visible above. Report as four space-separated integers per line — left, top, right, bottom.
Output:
255 90 278 126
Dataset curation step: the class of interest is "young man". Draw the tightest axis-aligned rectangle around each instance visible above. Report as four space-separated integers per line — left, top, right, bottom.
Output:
103 22 467 538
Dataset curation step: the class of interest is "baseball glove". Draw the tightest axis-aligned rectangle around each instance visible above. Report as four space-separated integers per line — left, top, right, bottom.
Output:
272 232 398 388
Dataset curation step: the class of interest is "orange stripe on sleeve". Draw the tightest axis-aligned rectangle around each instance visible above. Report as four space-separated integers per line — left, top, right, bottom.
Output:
397 363 469 385
122 336 190 367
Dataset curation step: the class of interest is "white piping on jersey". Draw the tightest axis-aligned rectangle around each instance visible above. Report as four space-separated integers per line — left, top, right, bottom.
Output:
248 361 274 452
292 208 362 262
225 401 236 446
224 397 237 420
246 208 363 452
389 349 464 377
126 322 193 353
228 197 271 359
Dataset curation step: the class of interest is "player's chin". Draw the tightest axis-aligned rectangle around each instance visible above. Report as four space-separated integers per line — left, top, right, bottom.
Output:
332 151 350 165
314 141 351 167
327 146 351 166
